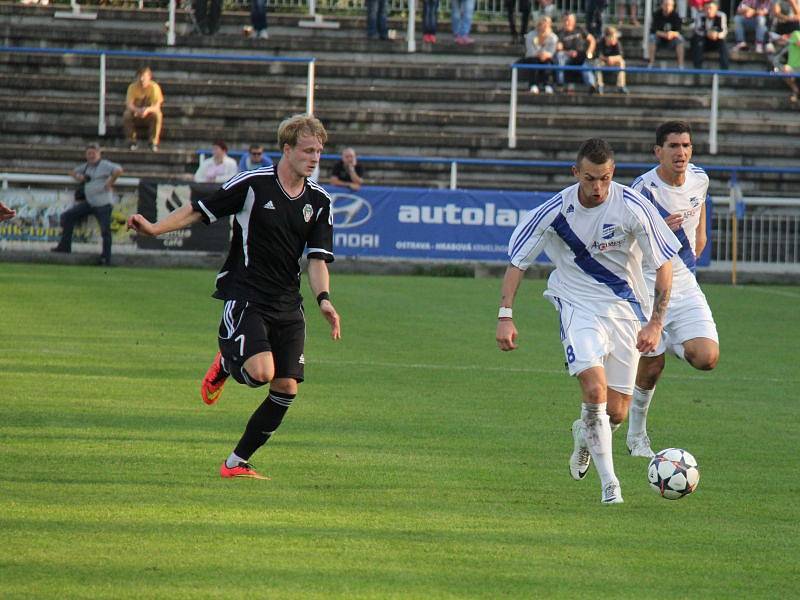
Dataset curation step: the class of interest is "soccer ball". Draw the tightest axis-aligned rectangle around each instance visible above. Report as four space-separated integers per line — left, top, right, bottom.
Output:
647 448 700 500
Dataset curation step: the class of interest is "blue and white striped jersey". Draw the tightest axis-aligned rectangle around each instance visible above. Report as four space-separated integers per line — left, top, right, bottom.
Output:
508 181 681 322
631 164 709 296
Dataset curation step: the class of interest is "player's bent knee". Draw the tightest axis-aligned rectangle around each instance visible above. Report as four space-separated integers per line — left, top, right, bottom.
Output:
684 341 719 371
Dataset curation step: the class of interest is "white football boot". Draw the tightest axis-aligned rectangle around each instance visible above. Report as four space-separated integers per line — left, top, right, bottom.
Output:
627 434 656 458
601 480 624 504
569 419 592 480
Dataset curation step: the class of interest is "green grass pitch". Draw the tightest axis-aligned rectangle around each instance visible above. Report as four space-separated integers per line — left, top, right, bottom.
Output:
1 263 798 599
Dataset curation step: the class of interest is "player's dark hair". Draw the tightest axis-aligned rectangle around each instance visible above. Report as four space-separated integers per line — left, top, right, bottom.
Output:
135 66 152 77
656 121 692 146
576 138 614 166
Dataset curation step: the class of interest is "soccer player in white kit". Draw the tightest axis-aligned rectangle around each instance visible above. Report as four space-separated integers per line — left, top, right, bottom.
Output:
623 121 720 457
496 139 680 504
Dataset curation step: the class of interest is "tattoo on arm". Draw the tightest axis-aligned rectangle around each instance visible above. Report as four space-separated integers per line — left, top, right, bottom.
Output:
651 286 670 324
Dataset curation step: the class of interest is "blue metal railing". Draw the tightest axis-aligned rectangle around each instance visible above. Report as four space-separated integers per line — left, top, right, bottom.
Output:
508 63 799 154
0 45 316 135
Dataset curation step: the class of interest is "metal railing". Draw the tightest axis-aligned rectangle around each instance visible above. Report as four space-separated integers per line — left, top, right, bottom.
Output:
0 46 316 136
508 63 799 155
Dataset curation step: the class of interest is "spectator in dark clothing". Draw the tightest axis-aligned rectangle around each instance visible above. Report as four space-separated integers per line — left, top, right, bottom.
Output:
506 0 532 43
193 0 222 34
648 0 685 68
330 148 366 191
691 1 730 69
422 0 440 43
366 0 389 40
596 25 629 94
586 0 607 38
557 12 598 92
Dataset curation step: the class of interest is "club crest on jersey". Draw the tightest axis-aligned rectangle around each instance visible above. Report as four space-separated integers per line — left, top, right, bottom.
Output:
601 223 616 239
302 204 313 223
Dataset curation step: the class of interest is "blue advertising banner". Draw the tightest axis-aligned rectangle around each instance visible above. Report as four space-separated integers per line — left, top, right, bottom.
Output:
327 186 554 263
326 186 712 267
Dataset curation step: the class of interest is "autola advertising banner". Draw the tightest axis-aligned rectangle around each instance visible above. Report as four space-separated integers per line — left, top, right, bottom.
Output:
327 186 712 266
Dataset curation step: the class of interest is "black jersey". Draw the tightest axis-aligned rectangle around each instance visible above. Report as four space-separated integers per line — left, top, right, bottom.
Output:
192 165 334 312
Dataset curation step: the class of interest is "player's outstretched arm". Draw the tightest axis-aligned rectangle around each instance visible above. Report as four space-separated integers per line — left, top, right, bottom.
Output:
496 265 525 352
0 201 16 222
637 261 672 353
126 203 202 237
307 258 341 340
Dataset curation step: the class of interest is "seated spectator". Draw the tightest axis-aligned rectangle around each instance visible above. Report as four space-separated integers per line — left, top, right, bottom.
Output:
238 143 273 172
506 0 532 44
518 16 558 94
194 140 238 184
556 13 598 93
123 66 163 152
733 0 772 53
330 148 366 191
648 0 685 68
776 27 800 101
596 26 629 94
692 1 730 69
769 0 800 51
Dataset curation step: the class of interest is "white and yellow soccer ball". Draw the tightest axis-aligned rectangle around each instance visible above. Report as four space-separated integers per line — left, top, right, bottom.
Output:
647 448 700 500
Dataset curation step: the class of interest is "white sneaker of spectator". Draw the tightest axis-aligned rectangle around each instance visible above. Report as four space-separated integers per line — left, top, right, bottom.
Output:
530 84 540 94
765 42 775 53
756 43 764 53
544 85 554 94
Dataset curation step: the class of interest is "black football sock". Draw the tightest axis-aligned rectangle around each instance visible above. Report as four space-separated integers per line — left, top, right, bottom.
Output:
233 390 295 460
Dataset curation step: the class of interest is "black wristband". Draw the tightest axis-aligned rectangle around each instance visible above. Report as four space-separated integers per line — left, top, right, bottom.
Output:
316 291 330 305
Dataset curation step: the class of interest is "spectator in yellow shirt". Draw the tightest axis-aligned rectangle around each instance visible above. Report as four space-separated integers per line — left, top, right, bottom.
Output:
123 67 164 152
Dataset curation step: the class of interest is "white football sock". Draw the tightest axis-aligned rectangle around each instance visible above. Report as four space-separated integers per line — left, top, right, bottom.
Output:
225 452 247 469
581 402 617 488
609 421 621 433
628 386 655 438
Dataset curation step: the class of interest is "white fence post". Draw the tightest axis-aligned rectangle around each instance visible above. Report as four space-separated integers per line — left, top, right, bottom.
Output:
450 161 457 189
642 0 652 59
306 60 316 115
407 0 416 53
167 0 176 46
508 67 518 149
98 53 107 136
709 73 719 155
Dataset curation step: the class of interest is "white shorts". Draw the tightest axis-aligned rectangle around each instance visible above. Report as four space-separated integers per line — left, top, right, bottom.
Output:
553 298 642 396
644 286 719 357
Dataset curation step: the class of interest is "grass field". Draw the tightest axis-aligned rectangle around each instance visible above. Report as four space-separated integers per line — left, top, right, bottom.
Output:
1 262 798 599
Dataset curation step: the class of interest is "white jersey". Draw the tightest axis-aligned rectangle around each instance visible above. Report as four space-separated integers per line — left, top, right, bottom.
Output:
508 181 681 322
631 164 709 296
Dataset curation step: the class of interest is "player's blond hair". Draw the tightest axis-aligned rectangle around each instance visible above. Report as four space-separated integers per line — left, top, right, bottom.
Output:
277 114 328 149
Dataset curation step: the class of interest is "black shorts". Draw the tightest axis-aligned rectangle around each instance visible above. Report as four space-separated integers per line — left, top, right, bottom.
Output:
217 300 306 382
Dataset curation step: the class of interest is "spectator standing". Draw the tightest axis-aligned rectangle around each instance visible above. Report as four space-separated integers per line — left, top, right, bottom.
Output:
648 0 685 68
366 0 389 40
585 0 607 38
691 1 730 69
596 25 629 94
52 142 123 266
452 0 476 45
506 0 532 43
616 0 640 26
557 13 598 93
250 0 269 39
733 0 773 53
538 0 558 20
123 67 163 152
330 148 366 191
238 144 273 172
518 16 559 93
422 0 440 43
193 0 223 34
195 140 239 184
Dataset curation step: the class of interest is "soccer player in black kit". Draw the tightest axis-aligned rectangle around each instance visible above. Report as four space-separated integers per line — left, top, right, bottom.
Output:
127 115 341 480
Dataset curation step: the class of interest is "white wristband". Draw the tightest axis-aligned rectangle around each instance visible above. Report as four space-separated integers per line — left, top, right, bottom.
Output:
498 307 513 319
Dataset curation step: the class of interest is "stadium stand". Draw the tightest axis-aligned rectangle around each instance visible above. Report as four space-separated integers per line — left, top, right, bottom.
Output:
1 0 798 197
